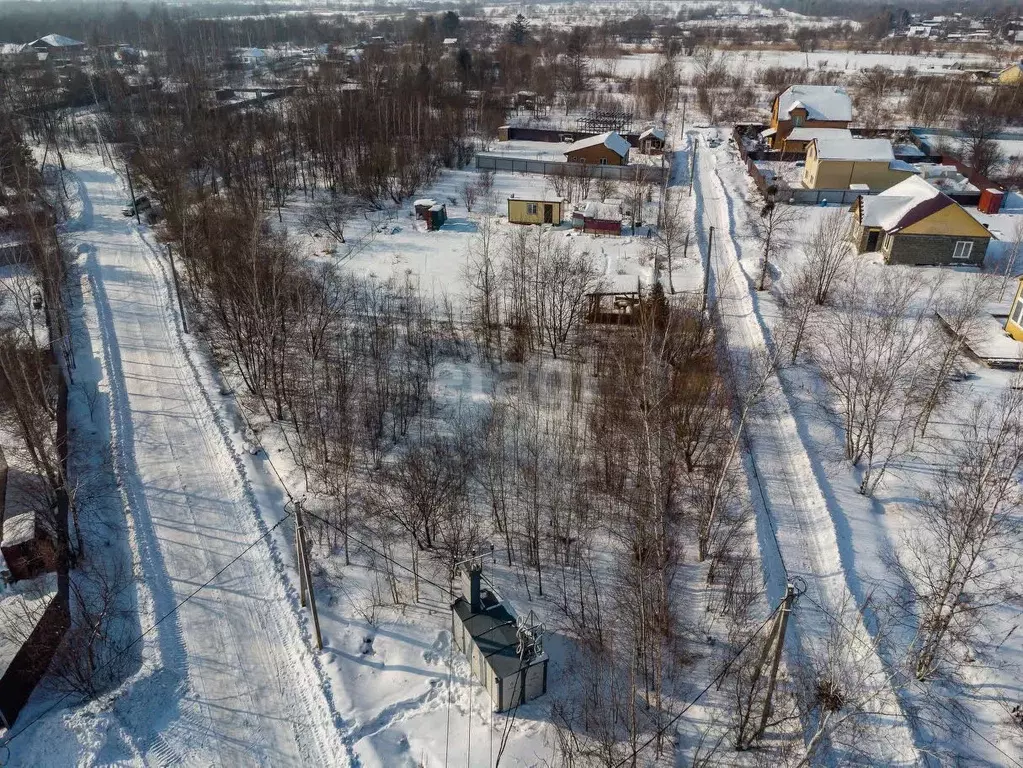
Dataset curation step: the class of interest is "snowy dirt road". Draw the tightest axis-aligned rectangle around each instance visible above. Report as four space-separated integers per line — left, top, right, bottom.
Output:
691 135 921 766
29 155 350 766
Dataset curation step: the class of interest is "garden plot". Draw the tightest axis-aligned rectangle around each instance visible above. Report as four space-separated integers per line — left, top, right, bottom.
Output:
276 164 700 306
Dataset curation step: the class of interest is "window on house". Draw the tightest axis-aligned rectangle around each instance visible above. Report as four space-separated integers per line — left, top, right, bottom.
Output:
793 115 805 126
526 203 538 215
1012 294 1023 326
952 241 974 260
883 232 894 251
599 157 608 165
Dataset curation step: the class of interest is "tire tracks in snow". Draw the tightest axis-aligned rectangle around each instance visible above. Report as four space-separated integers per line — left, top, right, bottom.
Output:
82 242 215 762
130 221 356 766
691 135 921 766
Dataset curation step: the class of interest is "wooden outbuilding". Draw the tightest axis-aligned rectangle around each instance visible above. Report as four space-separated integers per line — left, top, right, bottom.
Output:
0 466 58 583
639 127 666 155
564 132 630 166
574 200 623 236
507 195 563 225
413 198 447 231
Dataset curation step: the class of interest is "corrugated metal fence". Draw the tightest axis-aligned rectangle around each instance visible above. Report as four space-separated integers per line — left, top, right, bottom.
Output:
475 154 666 183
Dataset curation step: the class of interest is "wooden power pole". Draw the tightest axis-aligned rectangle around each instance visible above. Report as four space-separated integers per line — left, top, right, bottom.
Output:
167 245 188 334
688 138 698 196
756 582 796 739
703 226 714 315
124 160 141 225
295 502 323 649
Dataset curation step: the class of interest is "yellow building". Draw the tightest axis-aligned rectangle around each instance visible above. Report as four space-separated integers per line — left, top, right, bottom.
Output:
997 62 1023 85
1006 279 1023 341
802 137 917 191
507 196 563 225
852 176 993 266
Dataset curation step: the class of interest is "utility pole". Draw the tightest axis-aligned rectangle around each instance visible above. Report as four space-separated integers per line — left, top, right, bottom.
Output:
703 226 713 315
296 505 307 608
124 158 141 225
295 502 323 649
756 582 797 739
167 245 188 333
688 138 698 196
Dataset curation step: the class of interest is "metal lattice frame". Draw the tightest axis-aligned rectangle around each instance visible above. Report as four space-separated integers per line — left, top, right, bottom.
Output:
576 108 634 134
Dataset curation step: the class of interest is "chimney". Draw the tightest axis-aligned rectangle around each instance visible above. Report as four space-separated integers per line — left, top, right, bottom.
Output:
462 559 482 612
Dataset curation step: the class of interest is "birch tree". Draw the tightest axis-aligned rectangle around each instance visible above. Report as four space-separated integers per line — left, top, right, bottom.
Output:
813 268 934 495
898 387 1023 680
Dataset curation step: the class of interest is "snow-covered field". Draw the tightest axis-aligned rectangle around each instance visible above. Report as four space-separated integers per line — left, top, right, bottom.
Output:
916 128 1023 164
590 49 998 81
276 161 696 306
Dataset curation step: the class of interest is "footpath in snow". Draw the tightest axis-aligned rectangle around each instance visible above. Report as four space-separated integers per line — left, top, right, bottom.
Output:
691 135 921 766
11 154 349 766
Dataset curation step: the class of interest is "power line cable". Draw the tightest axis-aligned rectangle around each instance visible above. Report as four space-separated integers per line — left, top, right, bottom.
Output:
611 602 782 768
800 593 1023 768
0 510 293 754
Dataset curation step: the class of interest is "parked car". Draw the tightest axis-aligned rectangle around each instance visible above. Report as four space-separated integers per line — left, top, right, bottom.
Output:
122 196 151 217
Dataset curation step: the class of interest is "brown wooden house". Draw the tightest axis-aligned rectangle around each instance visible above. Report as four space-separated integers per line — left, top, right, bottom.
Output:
0 467 57 583
763 85 852 150
564 131 630 166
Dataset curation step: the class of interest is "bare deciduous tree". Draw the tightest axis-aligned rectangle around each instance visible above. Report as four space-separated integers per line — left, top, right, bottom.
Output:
897 386 1023 680
461 178 479 213
917 275 990 436
305 194 357 247
754 189 799 291
813 267 934 495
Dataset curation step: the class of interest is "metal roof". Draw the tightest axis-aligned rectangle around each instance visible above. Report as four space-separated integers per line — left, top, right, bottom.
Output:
776 85 852 122
453 595 544 680
564 131 630 159
811 137 894 162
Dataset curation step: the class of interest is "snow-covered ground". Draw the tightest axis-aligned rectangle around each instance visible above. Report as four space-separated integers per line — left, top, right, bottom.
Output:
693 132 921 765
590 49 997 81
916 128 1023 164
694 125 1023 765
6 153 350 766
277 162 698 306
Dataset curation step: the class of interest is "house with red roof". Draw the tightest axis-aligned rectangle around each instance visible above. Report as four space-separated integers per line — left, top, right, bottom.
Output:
851 176 992 266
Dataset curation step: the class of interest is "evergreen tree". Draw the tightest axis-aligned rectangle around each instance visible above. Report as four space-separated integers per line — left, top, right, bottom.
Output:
441 10 460 37
508 14 528 46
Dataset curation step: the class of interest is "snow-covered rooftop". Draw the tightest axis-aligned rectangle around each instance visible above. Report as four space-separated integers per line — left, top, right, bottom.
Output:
776 85 852 122
784 127 852 142
564 131 630 159
858 175 949 232
508 193 564 203
0 573 58 674
2 512 36 548
30 34 84 48
640 126 666 141
580 201 623 221
812 137 894 162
